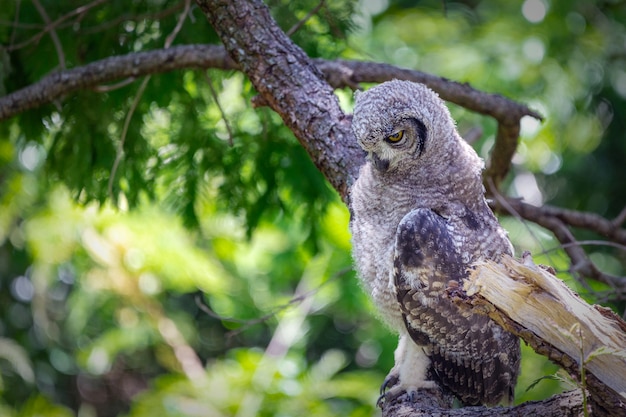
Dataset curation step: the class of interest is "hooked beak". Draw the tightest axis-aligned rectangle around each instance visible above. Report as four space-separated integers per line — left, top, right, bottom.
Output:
370 153 390 172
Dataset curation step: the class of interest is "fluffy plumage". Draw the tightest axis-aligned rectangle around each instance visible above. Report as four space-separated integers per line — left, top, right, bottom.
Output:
349 80 520 406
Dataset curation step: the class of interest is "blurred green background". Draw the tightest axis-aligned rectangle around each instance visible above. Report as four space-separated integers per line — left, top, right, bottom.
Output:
1 0 625 415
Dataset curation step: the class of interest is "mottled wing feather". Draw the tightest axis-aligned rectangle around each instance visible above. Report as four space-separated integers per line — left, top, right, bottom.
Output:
393 208 519 406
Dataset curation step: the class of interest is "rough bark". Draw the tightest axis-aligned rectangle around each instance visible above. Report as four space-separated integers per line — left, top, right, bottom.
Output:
0 44 235 121
383 390 585 417
195 0 361 201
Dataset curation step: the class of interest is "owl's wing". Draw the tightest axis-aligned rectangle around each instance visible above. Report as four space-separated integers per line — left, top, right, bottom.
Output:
393 208 519 406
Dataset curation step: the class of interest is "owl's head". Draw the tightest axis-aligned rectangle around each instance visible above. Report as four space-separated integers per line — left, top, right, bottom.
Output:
352 80 458 174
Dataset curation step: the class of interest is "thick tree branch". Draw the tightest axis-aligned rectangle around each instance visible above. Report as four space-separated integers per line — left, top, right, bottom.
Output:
314 59 542 186
0 44 236 122
194 0 361 200
314 59 542 122
188 1 617 416
0 45 540 191
382 390 585 417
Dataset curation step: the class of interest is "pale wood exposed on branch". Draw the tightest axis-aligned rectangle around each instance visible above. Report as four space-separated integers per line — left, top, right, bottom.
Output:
459 254 626 417
381 252 626 417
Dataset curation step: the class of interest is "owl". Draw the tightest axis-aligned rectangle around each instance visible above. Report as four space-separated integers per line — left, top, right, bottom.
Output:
349 80 520 406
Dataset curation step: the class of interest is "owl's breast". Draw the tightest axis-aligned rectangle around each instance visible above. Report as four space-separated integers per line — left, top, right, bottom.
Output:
350 211 405 330
349 169 413 331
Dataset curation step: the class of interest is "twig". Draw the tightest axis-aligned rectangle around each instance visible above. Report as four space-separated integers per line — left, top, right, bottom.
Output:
9 0 23 48
532 204 626 245
164 0 191 48
541 240 626 255
107 1 190 202
486 178 554 265
493 197 626 294
108 76 150 202
613 205 626 228
93 77 137 93
145 301 207 383
195 267 351 341
32 0 66 70
285 0 325 37
203 71 234 146
78 1 186 35
0 19 43 31
235 263 320 417
7 0 108 52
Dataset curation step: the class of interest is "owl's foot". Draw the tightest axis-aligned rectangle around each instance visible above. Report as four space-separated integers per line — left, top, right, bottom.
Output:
376 370 399 407
377 335 439 407
377 378 438 408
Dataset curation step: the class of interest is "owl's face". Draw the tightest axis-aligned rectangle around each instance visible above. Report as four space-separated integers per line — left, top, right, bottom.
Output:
356 115 427 173
352 80 456 174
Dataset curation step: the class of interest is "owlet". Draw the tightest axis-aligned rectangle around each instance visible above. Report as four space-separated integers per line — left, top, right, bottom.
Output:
349 80 520 406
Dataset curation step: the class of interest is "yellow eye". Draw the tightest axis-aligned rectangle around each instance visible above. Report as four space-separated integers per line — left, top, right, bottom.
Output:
386 130 404 143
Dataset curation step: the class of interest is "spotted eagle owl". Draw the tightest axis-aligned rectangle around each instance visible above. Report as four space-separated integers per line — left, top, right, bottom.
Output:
349 80 520 406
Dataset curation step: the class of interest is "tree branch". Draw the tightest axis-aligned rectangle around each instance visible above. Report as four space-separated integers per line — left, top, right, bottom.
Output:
32 0 66 70
3 26 617 298
0 43 541 195
194 0 361 200
189 1 619 416
382 390 585 417
313 59 543 122
491 197 626 295
314 59 542 187
0 44 236 122
1 44 539 127
458 254 626 417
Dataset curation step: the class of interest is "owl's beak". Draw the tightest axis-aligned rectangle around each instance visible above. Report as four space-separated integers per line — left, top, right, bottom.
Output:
371 153 390 172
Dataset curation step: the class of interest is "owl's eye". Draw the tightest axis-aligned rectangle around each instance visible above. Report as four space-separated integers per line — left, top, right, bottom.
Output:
385 130 404 143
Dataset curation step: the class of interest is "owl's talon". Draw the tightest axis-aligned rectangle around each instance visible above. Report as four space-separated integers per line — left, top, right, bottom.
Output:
376 393 386 408
376 387 402 408
377 386 420 408
379 373 399 395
